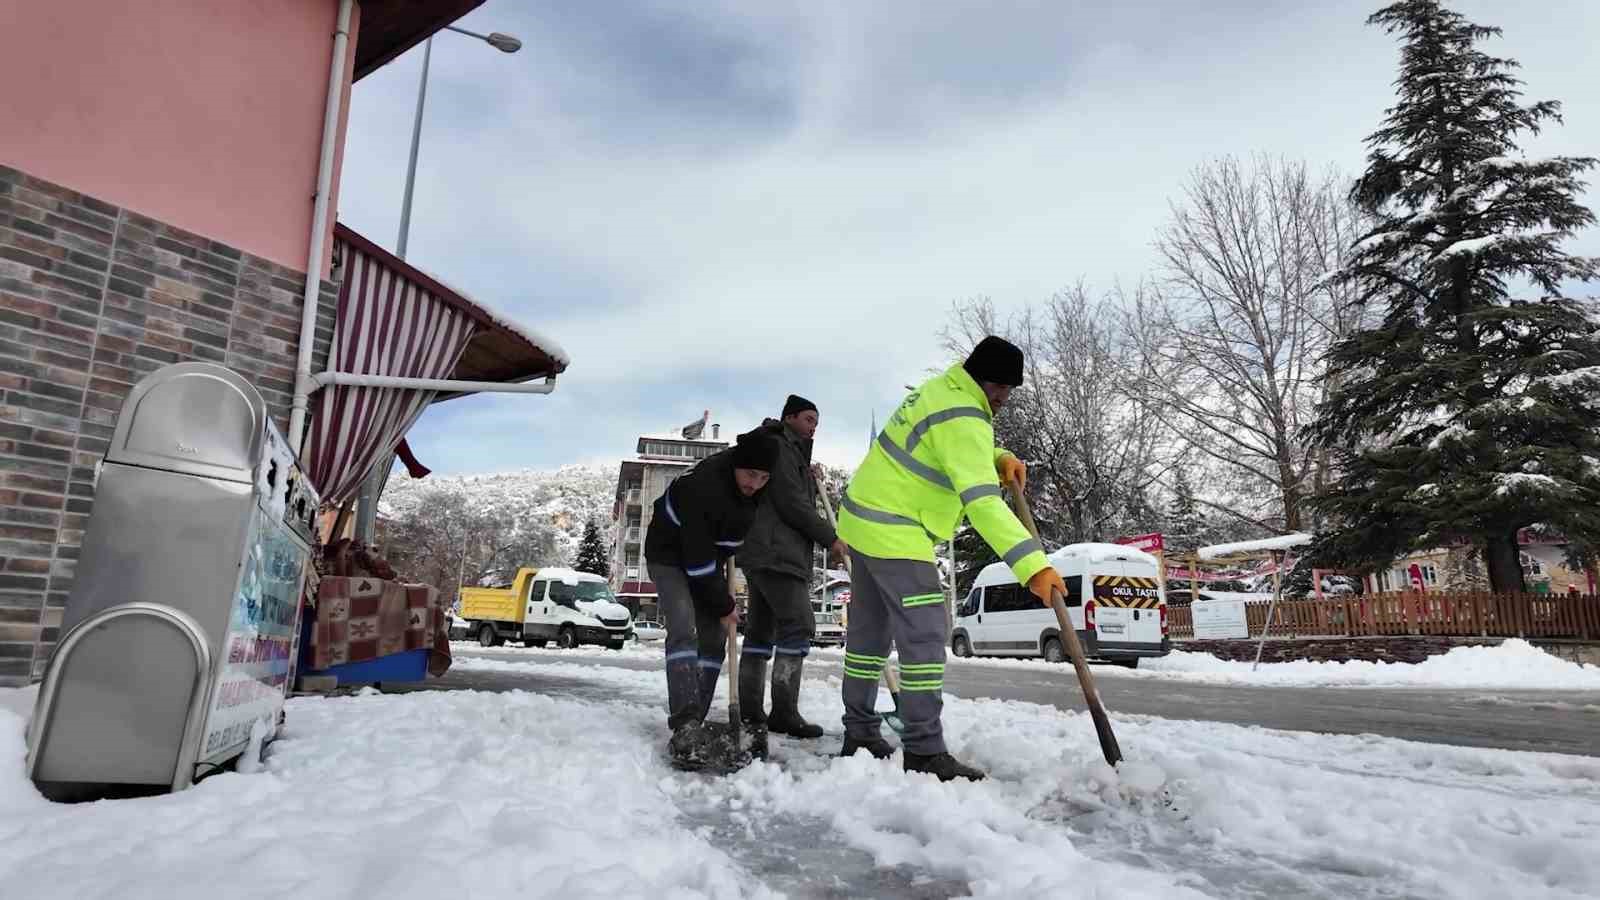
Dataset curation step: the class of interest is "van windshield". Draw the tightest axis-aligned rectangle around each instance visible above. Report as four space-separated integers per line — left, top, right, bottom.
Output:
550 581 616 605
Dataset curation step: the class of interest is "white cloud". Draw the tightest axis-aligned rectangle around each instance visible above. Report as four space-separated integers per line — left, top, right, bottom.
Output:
337 0 1600 477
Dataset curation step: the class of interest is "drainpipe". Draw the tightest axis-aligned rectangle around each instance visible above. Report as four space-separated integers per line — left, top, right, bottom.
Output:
288 0 356 456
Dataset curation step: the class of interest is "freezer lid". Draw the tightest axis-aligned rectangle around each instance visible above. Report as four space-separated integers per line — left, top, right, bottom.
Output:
108 363 266 482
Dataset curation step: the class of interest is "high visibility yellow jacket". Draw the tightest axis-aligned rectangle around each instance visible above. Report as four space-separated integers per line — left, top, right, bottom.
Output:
838 364 1050 584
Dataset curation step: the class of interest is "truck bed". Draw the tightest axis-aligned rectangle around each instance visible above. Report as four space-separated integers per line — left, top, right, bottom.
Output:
461 586 521 624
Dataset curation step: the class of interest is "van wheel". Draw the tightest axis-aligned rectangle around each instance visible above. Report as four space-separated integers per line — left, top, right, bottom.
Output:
478 624 500 648
951 634 972 658
557 626 578 649
1042 637 1064 664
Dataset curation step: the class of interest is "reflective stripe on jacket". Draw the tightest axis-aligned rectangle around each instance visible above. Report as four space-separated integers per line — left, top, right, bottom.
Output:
837 364 1049 584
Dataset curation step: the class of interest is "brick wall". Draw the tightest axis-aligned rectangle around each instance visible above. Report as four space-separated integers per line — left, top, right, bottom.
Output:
0 165 335 686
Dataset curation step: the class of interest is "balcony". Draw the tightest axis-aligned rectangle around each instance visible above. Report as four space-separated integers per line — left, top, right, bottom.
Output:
625 488 641 506
624 527 642 544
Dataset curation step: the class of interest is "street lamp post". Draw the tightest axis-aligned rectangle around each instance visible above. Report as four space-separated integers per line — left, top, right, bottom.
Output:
352 23 522 545
396 25 521 261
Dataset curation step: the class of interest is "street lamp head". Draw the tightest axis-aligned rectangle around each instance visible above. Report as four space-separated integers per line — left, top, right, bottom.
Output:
486 32 522 53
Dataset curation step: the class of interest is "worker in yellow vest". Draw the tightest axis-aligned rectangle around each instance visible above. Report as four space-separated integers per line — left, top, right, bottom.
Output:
836 336 1065 781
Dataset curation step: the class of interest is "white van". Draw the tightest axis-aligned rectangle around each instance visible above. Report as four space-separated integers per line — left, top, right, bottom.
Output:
950 543 1169 667
522 567 634 650
811 575 849 646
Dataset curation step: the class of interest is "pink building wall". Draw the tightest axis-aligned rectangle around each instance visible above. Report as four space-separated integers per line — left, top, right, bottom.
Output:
0 0 357 274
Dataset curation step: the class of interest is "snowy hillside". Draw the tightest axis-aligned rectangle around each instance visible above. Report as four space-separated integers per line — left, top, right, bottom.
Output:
380 464 618 565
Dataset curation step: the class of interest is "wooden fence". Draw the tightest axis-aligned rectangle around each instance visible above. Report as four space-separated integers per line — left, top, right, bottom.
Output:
1166 592 1600 641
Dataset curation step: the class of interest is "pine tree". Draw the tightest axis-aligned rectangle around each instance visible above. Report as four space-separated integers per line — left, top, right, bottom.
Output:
1310 1 1600 592
574 519 610 578
952 522 999 600
1164 466 1206 554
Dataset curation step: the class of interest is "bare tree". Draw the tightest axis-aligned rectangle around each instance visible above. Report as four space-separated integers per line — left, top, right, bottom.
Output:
941 292 1168 548
1130 156 1368 533
378 486 560 606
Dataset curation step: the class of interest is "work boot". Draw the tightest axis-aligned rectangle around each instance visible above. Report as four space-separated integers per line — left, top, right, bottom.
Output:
742 718 769 760
669 721 710 770
840 734 897 760
695 664 722 721
738 657 769 723
904 751 986 782
768 655 824 739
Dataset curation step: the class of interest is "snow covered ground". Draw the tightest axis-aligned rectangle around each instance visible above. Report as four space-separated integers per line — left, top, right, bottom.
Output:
805 639 1600 691
3 651 1598 899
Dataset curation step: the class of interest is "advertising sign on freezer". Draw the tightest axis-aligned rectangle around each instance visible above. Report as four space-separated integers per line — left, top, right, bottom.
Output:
199 505 305 762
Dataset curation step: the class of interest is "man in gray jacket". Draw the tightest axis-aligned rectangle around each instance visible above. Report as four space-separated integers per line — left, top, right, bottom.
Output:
736 395 848 753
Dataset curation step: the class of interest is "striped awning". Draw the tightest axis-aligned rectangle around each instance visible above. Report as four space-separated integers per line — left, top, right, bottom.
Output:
304 228 477 505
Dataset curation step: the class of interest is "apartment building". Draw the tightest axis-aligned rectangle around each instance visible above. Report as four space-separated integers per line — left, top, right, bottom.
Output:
611 413 729 619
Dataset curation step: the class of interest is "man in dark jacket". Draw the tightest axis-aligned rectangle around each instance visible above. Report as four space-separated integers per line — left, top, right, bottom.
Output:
645 430 778 769
735 395 849 753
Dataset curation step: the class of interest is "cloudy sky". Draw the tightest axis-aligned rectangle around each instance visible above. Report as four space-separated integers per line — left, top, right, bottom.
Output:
335 0 1599 477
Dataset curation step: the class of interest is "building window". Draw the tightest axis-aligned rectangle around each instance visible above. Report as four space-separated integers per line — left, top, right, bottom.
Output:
625 547 640 566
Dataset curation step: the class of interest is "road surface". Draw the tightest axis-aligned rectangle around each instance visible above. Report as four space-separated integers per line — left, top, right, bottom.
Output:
396 645 1600 757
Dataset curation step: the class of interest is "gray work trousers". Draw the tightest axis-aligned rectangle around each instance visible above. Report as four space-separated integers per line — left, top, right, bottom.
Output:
840 550 949 755
650 563 727 730
742 569 815 662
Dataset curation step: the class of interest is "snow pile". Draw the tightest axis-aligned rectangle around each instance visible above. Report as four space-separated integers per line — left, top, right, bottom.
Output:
406 261 572 367
1539 366 1600 389
1196 533 1312 560
1051 542 1160 567
0 686 771 900
3 649 1599 899
452 640 663 662
1438 234 1505 257
0 684 36 721
820 639 1600 691
1494 472 1562 497
1133 639 1600 689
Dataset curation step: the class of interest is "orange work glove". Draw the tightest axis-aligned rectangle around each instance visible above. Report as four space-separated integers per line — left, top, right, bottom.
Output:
997 453 1027 491
1026 567 1067 607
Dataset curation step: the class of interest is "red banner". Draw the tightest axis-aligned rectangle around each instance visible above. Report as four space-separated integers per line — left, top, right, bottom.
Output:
1116 532 1165 554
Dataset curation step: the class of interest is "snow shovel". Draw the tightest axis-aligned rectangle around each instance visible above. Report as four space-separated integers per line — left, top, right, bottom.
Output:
880 661 908 735
1008 486 1124 767
702 559 750 772
813 471 905 735
724 612 743 748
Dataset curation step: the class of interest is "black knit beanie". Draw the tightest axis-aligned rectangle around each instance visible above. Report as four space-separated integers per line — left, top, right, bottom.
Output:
963 335 1025 387
782 394 818 418
730 431 779 472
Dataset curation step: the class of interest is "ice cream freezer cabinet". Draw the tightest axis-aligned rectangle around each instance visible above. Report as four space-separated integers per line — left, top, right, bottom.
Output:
26 362 321 798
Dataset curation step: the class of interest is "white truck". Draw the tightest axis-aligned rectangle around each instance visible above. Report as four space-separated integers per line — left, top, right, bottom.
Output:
460 567 633 650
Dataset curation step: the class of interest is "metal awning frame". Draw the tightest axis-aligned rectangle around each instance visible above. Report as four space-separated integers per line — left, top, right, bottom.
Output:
311 370 558 396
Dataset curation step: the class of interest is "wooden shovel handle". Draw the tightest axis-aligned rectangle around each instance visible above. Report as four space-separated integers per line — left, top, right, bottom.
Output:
1009 486 1123 766
725 558 741 731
